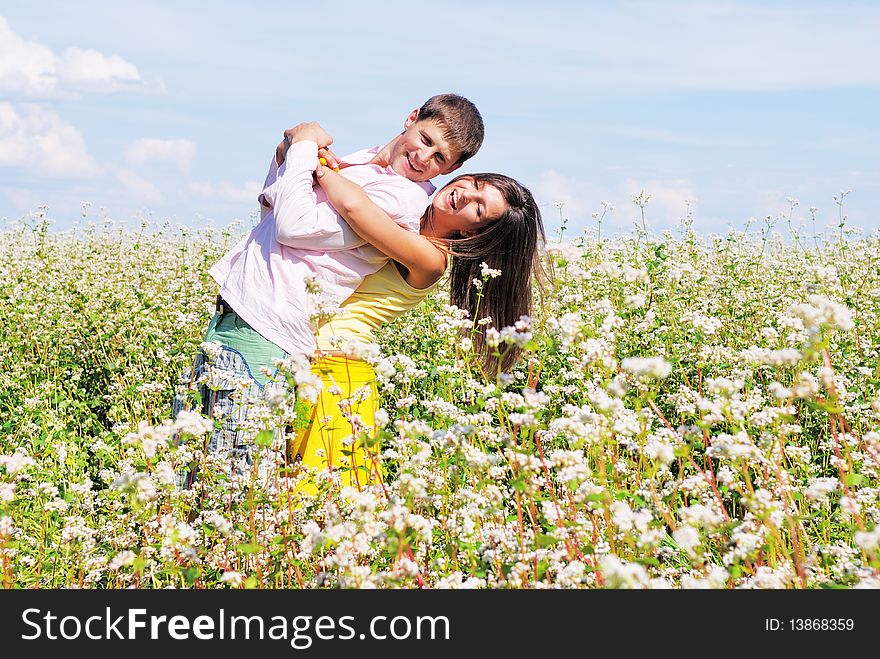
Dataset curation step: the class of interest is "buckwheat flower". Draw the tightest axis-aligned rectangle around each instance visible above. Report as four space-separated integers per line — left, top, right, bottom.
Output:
460 337 473 352
0 449 36 476
745 488 782 518
554 560 586 587
783 445 811 465
480 262 502 279
0 516 14 539
673 525 701 558
625 293 646 309
61 515 95 544
739 565 797 589
173 409 215 437
739 346 803 366
122 421 169 459
599 555 651 589
805 477 839 503
761 326 779 341
791 371 819 399
768 381 792 400
546 312 583 349
522 388 549 411
136 382 164 395
839 495 860 519
200 341 224 361
484 327 501 348
0 483 14 502
220 571 243 588
707 430 761 462
644 432 676 465
706 377 743 397
202 511 231 536
854 576 880 589
621 264 648 284
621 356 672 380
682 311 723 335
437 572 486 589
108 550 136 571
681 565 729 589
38 482 58 497
790 295 853 331
155 461 177 487
135 475 157 504
611 500 637 531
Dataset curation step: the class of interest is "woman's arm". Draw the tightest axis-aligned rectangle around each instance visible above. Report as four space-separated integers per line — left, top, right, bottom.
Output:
316 166 447 282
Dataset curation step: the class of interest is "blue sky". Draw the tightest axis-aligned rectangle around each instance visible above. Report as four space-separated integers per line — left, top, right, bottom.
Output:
1 0 878 237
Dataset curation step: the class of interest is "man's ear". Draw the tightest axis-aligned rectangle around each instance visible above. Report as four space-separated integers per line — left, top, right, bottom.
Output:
442 161 463 175
403 109 419 130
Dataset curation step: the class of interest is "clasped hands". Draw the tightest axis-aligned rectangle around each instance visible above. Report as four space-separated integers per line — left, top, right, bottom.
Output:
279 122 342 175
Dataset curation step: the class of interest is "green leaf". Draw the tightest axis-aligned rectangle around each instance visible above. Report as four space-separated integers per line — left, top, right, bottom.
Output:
254 430 275 447
236 543 261 555
535 534 559 548
846 473 865 487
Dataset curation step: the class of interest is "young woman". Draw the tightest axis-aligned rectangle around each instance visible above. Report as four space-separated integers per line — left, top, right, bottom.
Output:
287 161 546 494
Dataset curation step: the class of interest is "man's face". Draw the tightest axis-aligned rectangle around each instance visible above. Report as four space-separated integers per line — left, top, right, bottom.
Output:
388 111 462 182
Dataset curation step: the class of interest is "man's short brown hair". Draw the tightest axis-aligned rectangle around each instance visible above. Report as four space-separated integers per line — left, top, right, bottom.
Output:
416 93 484 165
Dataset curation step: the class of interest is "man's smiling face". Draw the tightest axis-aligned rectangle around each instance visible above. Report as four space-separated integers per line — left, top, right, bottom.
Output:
387 112 460 182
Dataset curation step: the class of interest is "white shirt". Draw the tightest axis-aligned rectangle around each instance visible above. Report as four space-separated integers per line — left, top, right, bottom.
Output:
208 141 434 357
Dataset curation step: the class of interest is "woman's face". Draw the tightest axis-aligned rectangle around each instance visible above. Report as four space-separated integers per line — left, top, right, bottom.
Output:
430 177 507 237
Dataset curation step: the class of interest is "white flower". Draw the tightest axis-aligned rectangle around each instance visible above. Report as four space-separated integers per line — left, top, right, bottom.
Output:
673 525 701 558
622 356 672 380
804 477 839 503
220 571 243 587
480 262 502 279
173 410 215 437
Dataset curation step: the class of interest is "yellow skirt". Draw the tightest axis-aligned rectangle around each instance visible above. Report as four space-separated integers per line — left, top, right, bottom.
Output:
287 355 382 495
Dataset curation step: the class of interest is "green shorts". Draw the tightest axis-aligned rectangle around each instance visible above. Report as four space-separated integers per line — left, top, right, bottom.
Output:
202 310 287 386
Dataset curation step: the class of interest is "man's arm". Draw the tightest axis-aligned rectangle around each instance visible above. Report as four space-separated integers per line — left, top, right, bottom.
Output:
263 123 365 251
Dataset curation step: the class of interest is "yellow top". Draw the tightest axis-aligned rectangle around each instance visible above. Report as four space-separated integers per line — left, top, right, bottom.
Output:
316 260 440 351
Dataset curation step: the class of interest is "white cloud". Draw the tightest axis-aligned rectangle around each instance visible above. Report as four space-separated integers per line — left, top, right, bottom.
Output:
188 180 263 205
116 169 163 205
125 138 197 173
0 16 162 98
0 102 98 176
535 169 594 222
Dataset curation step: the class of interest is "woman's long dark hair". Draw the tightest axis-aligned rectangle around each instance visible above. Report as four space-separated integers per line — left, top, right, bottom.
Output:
426 173 547 374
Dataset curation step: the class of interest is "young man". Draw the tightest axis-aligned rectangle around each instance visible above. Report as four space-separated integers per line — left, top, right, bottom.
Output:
175 94 483 473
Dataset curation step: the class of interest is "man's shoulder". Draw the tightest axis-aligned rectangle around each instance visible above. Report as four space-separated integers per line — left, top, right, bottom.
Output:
341 146 380 165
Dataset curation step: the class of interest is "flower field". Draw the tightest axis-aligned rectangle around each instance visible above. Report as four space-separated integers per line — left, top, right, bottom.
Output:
1 205 879 589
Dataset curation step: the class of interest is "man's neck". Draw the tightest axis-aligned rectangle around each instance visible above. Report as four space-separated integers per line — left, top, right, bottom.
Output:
368 134 399 172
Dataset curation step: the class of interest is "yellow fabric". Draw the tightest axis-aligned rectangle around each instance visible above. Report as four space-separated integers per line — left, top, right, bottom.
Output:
315 260 437 351
287 356 382 495
291 261 440 496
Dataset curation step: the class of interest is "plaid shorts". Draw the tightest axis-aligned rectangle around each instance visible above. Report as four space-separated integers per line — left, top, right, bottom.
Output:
172 344 289 487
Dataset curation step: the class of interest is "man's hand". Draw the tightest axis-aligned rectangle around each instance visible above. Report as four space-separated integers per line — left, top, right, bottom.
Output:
276 122 345 168
284 122 333 149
